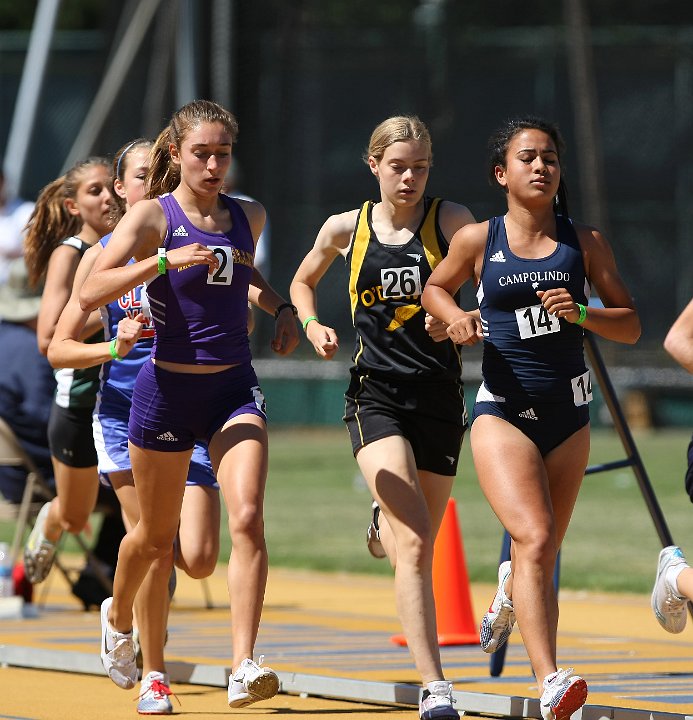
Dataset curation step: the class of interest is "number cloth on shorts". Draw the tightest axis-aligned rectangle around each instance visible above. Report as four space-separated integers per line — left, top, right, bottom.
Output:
128 360 266 452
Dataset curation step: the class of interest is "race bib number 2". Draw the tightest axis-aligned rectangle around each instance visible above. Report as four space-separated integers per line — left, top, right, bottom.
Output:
515 304 560 339
206 245 233 285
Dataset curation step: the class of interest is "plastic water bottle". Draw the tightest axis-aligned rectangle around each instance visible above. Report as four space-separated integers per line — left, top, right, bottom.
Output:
0 542 13 597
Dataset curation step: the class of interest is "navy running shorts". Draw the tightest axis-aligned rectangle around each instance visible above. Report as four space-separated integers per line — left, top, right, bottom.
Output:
94 382 217 487
471 382 590 456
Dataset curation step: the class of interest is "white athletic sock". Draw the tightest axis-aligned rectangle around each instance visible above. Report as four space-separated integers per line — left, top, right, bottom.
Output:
426 680 451 695
666 564 688 597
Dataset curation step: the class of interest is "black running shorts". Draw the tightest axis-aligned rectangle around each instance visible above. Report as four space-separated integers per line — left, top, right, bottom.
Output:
343 370 467 476
48 401 98 468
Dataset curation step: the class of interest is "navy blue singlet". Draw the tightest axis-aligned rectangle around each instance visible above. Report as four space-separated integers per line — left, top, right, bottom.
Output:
476 215 590 403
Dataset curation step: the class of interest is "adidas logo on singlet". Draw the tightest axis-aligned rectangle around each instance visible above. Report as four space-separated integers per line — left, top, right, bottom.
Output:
518 408 538 420
172 225 188 237
490 250 506 262
156 431 179 441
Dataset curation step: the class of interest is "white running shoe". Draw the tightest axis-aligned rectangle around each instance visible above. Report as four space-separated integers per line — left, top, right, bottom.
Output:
539 668 588 720
137 671 174 715
366 501 386 559
419 681 459 720
651 545 689 633
100 597 137 689
23 502 57 584
480 560 515 653
227 657 279 708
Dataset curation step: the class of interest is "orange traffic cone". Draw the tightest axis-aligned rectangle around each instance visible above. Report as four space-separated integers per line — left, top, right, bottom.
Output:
391 498 478 646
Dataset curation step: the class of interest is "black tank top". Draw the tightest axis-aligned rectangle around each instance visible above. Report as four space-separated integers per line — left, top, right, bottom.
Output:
346 197 462 383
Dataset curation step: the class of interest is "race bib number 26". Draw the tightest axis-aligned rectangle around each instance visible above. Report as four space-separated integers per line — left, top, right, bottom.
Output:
380 266 422 298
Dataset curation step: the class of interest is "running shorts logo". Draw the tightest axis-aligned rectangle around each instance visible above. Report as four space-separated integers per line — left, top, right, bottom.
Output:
156 431 178 441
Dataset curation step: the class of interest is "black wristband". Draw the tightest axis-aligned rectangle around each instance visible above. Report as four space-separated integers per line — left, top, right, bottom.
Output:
274 302 297 320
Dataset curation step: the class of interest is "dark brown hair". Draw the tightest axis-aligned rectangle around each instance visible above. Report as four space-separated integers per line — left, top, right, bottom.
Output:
487 116 569 216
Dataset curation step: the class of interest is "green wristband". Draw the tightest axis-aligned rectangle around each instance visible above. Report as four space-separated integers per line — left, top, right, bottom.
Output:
302 315 318 331
157 247 167 275
109 337 123 361
575 303 587 325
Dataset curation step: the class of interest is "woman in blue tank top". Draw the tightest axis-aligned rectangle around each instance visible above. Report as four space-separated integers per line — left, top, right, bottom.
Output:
80 101 299 711
48 139 221 712
423 117 640 720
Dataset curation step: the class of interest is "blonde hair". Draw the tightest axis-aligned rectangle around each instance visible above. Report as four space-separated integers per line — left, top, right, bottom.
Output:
363 115 433 165
24 157 112 286
146 100 239 198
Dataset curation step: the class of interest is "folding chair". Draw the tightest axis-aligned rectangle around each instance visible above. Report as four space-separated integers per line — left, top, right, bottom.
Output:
0 416 113 603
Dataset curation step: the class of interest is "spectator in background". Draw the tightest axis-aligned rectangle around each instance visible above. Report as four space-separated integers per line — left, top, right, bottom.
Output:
0 166 34 292
0 257 55 503
0 256 125 610
651 297 693 634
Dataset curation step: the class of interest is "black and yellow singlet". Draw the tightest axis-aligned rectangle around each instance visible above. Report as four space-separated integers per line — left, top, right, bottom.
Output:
346 197 462 383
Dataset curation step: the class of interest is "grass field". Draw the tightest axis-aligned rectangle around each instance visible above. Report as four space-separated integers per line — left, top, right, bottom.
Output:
260 426 692 594
2 426 690 595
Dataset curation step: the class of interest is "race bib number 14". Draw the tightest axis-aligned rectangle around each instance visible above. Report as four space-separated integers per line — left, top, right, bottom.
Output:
515 304 560 339
571 369 592 406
